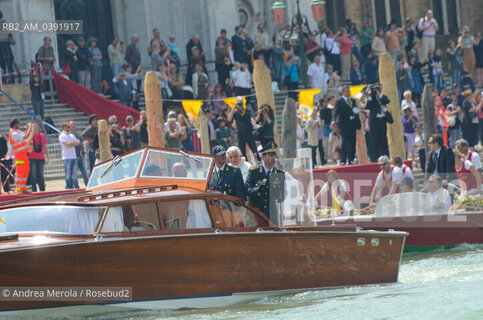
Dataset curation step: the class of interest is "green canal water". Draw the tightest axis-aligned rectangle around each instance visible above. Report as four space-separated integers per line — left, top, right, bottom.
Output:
76 244 483 319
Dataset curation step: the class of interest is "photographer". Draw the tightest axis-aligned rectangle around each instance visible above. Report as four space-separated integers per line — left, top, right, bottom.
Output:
256 104 275 147
113 71 136 108
109 121 125 157
228 96 259 161
364 84 393 158
285 55 300 99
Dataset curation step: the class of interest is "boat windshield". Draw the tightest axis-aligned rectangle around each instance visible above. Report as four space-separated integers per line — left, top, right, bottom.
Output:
88 150 143 189
0 206 104 234
140 150 212 180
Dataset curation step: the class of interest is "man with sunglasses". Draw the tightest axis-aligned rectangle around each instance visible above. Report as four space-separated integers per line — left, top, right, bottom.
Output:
424 135 456 185
369 155 403 207
246 142 286 225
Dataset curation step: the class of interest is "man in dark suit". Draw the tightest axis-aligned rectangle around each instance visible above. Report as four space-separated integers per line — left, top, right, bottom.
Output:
208 145 246 201
334 86 361 165
365 84 394 158
246 142 286 225
231 26 247 63
425 135 456 184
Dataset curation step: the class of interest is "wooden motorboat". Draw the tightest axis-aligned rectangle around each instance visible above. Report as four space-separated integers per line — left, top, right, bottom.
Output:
0 147 408 317
313 192 483 252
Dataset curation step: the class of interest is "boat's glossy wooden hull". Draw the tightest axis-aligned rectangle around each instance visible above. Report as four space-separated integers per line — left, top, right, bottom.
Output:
0 230 406 313
316 213 483 250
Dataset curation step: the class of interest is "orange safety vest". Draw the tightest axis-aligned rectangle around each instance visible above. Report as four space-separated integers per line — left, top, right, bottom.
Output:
9 129 28 154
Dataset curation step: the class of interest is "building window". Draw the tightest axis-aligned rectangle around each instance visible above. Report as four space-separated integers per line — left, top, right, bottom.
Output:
432 0 460 35
325 0 346 31
372 0 402 29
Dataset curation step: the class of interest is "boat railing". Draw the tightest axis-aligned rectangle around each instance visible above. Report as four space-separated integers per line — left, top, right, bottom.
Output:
78 185 179 202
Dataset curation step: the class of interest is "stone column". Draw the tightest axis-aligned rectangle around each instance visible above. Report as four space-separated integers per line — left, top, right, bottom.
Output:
144 71 164 148
378 52 405 159
421 84 436 152
253 59 280 151
282 98 296 159
98 120 111 162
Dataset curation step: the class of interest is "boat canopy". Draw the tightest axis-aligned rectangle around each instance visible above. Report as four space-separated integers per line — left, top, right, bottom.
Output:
87 147 214 192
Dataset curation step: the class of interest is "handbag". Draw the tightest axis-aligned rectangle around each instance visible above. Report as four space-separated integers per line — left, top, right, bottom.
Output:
416 18 424 39
62 58 71 75
446 114 456 127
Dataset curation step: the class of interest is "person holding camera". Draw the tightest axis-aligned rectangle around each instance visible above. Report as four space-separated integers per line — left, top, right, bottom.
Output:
256 104 275 147
285 55 300 99
418 9 439 59
365 84 394 159
113 71 135 107
228 96 259 161
28 122 48 192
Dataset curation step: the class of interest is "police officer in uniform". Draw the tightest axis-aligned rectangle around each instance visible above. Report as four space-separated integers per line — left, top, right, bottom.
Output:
246 142 286 225
208 145 246 201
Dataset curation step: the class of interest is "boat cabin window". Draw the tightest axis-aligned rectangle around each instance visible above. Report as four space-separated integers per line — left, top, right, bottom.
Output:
208 200 265 228
140 150 212 180
87 150 143 189
160 200 212 230
0 206 104 234
101 202 160 232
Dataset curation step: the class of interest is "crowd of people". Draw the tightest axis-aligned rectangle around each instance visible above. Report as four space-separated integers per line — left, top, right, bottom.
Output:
1 7 483 203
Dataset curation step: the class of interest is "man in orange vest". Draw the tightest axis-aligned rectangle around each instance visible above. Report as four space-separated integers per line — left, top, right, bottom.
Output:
9 119 33 193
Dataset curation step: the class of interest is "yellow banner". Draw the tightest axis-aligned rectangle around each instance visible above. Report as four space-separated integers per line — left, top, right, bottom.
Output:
223 96 246 109
298 89 321 120
299 89 321 110
182 100 203 118
350 85 367 99
0 217 5 224
182 100 204 132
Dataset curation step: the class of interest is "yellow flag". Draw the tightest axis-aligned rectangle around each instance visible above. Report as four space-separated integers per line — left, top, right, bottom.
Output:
298 89 321 120
223 96 246 109
0 217 5 224
182 100 204 132
299 89 321 110
182 100 203 118
350 85 367 99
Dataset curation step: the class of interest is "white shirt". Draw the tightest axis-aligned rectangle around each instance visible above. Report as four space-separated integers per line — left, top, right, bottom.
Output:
215 163 226 174
375 165 403 188
324 37 340 54
321 181 347 194
262 162 274 175
418 17 438 37
232 69 251 89
401 99 418 120
465 151 482 171
59 131 78 160
400 165 414 180
428 187 451 212
307 62 327 90
229 157 251 183
164 121 181 132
